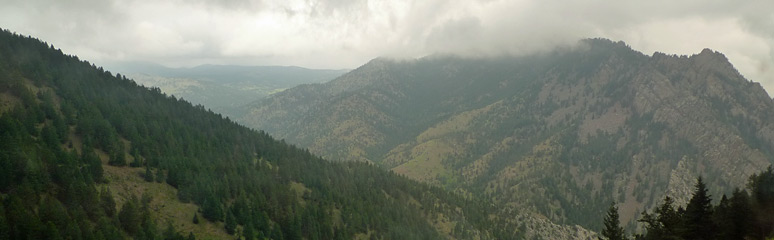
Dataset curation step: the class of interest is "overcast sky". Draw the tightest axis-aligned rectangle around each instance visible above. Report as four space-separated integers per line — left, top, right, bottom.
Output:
1 0 773 93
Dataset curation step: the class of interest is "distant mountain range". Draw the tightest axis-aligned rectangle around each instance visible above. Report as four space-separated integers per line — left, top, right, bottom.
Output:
239 39 774 231
105 61 348 116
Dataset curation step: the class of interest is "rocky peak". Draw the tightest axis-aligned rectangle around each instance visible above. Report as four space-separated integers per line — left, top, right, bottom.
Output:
239 39 774 235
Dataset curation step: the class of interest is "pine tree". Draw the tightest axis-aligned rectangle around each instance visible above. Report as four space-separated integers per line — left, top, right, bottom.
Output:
713 194 733 240
728 188 752 239
748 166 774 238
683 177 714 240
81 146 104 182
118 195 141 235
192 213 199 224
100 187 116 217
600 202 627 240
650 196 683 240
243 221 255 240
0 204 9 240
155 168 165 183
163 222 177 240
144 166 154 182
201 196 223 222
108 142 126 166
225 210 237 235
130 149 141 167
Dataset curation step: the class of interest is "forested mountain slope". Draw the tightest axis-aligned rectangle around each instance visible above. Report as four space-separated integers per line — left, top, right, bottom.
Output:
0 29 515 239
240 39 774 231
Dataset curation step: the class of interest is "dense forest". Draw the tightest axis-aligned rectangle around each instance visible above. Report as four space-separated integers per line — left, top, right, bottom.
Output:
0 29 516 239
600 168 774 240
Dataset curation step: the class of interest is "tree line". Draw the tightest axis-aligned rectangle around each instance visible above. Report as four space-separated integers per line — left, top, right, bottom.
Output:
601 167 774 240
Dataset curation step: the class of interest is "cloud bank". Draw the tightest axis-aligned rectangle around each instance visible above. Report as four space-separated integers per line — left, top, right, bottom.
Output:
1 0 772 92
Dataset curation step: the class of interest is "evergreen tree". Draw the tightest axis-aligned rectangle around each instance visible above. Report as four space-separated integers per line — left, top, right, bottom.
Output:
108 142 126 166
97 216 123 239
44 221 63 240
600 202 627 240
748 168 774 239
163 222 178 240
683 177 714 240
225 210 237 235
713 194 733 240
0 204 10 240
100 187 117 217
81 145 104 182
243 222 255 240
155 168 165 183
201 196 223 222
271 226 284 240
727 190 751 239
192 213 199 225
144 166 154 182
119 196 141 235
130 149 142 167
638 196 683 240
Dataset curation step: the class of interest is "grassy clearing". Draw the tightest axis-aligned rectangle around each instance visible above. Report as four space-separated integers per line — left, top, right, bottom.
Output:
102 165 232 240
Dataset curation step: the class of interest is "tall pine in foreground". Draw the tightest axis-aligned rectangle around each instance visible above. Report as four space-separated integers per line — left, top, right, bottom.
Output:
622 170 774 239
637 196 682 240
683 177 714 240
600 203 627 240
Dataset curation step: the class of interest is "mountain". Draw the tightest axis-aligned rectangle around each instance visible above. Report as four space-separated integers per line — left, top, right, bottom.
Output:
0 29 524 239
105 62 348 117
239 39 774 231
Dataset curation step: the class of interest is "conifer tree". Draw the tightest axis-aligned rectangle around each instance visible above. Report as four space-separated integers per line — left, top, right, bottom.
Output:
118 195 141 235
683 177 714 240
243 221 255 240
81 145 104 182
130 149 141 167
727 190 751 239
108 142 126 166
600 202 627 240
144 166 154 182
0 204 9 240
225 210 237 235
100 187 116 217
202 196 223 222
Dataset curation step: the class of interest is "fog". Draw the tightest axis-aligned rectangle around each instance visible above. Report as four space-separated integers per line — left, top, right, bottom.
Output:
1 0 772 92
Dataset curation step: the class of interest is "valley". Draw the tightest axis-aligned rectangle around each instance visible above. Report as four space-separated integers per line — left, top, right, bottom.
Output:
240 39 774 232
105 62 348 117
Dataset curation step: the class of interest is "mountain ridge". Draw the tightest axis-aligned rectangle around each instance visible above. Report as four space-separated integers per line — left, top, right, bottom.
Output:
239 38 774 231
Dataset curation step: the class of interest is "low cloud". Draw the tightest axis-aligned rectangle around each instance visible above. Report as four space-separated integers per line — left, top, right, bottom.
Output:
1 0 772 92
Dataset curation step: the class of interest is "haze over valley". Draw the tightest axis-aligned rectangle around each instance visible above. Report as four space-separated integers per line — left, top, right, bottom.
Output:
1 0 774 239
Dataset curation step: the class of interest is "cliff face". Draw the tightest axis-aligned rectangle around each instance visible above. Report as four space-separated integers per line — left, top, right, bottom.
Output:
240 39 774 231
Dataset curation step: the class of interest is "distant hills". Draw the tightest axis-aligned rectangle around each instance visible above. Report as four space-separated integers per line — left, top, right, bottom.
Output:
239 39 774 231
104 61 348 116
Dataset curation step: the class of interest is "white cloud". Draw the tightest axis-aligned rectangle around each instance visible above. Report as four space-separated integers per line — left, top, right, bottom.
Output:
0 0 772 93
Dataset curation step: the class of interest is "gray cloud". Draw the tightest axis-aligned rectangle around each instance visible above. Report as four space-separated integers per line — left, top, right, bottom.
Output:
1 0 772 93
